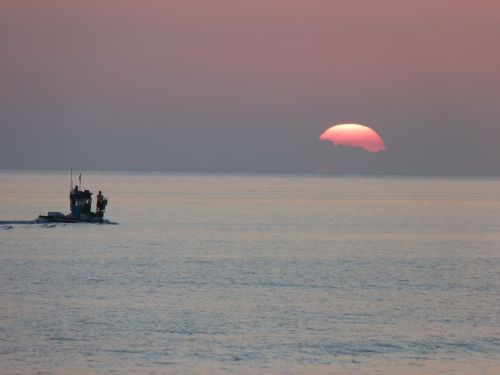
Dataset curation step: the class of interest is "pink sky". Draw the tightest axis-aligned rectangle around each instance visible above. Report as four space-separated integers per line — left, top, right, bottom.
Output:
1 1 500 174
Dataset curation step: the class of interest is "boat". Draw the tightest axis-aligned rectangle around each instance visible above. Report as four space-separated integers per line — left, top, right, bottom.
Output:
38 173 108 223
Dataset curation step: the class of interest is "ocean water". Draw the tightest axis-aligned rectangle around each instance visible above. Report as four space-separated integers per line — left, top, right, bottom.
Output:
1 171 499 375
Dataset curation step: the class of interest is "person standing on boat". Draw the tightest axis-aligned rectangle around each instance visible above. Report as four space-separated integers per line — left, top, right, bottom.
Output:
96 190 106 213
70 185 79 210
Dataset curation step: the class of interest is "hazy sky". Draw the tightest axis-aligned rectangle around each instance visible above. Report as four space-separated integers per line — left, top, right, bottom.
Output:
1 1 499 175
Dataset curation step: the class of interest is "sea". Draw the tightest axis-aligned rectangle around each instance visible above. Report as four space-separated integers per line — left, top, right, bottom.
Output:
1 170 499 375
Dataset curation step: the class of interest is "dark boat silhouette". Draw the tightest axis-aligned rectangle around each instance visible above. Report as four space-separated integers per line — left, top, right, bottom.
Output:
38 173 108 223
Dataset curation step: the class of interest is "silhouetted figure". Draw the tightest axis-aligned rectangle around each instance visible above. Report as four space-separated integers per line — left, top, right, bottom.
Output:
70 185 79 210
96 190 107 213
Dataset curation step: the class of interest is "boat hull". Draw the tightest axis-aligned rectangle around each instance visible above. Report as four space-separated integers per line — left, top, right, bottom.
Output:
38 213 104 223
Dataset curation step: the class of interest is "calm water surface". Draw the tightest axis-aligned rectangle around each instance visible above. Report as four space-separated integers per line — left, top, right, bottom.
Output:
1 171 499 374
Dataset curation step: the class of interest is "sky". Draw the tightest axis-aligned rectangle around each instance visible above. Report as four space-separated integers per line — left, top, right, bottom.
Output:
1 1 499 175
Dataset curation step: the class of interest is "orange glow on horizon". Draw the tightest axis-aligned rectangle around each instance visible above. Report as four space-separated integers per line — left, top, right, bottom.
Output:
320 123 387 153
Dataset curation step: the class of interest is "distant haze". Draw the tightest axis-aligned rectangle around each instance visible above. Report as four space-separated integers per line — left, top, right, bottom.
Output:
1 1 500 175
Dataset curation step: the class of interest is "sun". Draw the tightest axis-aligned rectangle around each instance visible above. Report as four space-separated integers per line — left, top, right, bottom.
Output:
320 123 387 153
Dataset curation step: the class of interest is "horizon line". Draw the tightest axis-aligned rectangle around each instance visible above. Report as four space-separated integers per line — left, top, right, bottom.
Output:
1 167 499 180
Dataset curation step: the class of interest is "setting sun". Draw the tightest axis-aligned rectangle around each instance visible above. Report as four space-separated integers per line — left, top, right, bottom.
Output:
320 123 387 153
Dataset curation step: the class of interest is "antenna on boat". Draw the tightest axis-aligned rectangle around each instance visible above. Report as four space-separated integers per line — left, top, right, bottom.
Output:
70 169 73 191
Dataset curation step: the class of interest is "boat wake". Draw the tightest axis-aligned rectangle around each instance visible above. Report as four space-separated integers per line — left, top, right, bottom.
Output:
0 219 118 228
100 219 119 225
0 220 38 225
